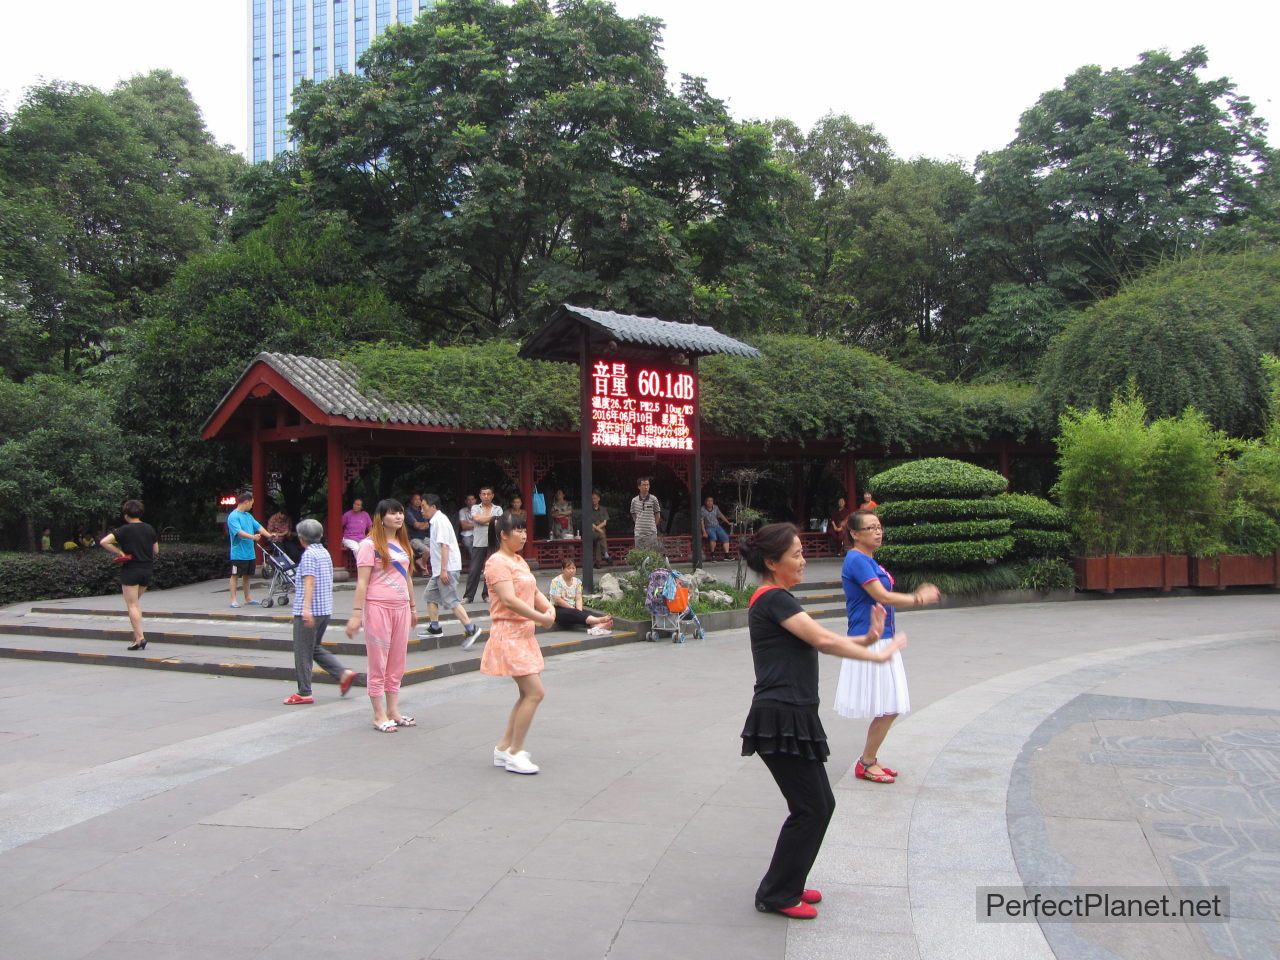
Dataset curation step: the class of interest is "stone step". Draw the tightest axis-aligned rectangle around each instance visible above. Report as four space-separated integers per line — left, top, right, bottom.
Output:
0 624 641 686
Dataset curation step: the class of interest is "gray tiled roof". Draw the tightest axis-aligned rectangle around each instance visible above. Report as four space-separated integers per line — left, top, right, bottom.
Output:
520 304 762 362
243 352 499 428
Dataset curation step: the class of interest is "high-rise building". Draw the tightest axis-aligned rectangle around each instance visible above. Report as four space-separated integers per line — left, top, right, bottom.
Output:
249 0 434 163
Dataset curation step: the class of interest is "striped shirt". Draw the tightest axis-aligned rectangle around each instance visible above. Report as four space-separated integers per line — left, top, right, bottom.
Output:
293 542 334 617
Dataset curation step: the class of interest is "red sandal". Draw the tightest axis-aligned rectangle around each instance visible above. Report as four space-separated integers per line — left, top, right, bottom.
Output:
801 888 823 904
855 759 895 783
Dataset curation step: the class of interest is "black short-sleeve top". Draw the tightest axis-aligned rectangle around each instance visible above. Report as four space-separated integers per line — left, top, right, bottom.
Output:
113 522 157 569
749 586 818 706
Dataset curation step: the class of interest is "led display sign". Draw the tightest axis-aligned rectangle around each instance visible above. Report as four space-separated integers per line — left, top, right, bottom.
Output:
218 494 238 507
590 359 697 453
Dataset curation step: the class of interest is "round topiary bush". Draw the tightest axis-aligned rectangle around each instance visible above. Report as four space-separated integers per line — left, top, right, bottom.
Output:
872 458 1010 500
870 457 1013 594
996 493 1072 560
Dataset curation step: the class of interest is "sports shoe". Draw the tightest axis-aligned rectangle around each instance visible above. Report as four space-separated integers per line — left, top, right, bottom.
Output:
504 750 539 774
493 746 513 767
586 625 612 637
424 623 444 637
461 623 482 650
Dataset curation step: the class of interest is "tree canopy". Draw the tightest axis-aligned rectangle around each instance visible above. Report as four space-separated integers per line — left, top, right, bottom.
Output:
965 47 1274 304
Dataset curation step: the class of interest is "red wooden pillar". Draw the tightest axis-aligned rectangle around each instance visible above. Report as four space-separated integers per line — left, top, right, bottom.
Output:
326 430 345 567
842 453 858 501
519 445 534 558
251 408 267 525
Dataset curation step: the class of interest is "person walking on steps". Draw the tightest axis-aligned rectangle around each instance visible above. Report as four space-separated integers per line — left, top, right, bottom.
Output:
99 499 158 651
462 487 502 604
739 522 907 920
417 494 484 649
284 519 358 705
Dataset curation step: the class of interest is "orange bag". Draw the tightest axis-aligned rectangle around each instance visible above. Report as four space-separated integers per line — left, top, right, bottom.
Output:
667 583 690 613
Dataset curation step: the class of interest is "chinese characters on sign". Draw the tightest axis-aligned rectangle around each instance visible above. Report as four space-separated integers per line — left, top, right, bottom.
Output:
590 359 697 453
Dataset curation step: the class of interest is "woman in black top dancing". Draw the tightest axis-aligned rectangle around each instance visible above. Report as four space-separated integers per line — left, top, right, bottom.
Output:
740 523 907 919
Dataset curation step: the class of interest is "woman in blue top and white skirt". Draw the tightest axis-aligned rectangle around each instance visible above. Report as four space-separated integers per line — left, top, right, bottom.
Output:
833 510 940 783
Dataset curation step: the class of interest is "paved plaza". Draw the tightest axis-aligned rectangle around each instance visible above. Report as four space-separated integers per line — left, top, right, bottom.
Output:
0 572 1276 960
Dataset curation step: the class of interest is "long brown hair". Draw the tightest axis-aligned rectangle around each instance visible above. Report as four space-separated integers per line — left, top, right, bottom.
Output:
370 498 411 571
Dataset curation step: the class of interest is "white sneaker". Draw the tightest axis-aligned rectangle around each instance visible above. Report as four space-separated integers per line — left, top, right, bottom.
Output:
493 746 512 767
504 750 539 774
587 625 612 637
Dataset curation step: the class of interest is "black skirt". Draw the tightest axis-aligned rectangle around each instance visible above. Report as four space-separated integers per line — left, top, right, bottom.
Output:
740 700 830 762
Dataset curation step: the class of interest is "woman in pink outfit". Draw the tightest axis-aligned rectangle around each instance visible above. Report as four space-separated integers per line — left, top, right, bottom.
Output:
345 499 417 733
482 512 556 774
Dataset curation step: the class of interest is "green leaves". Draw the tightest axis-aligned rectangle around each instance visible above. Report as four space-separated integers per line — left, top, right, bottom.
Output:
871 458 1009 500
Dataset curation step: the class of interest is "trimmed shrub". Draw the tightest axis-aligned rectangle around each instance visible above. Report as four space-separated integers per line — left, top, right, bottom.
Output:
1052 389 1225 556
872 458 1009 500
877 498 1009 523
869 458 1014 589
0 545 228 605
996 493 1069 530
884 519 1013 545
877 536 1015 570
1016 558 1076 591
996 492 1072 560
894 565 1021 596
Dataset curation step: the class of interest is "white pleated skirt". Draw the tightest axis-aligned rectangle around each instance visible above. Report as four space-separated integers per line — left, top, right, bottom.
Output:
832 637 910 719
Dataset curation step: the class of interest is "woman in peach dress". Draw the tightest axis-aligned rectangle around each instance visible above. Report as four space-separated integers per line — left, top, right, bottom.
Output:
482 511 556 774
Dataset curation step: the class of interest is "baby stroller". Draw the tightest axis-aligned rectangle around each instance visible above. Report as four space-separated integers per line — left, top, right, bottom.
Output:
644 567 705 643
257 539 298 609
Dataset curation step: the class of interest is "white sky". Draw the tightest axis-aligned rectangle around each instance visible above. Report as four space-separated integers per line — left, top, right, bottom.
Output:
2 1 1276 165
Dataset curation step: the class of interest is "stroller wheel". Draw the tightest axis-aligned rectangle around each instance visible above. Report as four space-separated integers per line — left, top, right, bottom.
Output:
261 597 273 609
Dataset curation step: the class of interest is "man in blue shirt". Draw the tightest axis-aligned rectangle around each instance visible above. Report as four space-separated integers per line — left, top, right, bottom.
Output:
227 492 265 608
284 518 357 704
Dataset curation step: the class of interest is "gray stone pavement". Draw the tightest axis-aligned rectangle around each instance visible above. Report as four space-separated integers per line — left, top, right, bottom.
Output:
0 576 1276 960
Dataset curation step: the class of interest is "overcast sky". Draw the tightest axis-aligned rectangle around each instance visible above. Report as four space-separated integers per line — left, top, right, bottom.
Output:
2 0 1275 165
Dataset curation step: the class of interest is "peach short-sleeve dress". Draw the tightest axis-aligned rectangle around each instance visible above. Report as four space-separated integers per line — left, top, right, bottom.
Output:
481 551 545 677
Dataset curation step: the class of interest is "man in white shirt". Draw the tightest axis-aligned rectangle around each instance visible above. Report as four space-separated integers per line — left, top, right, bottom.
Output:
419 494 483 648
462 486 502 604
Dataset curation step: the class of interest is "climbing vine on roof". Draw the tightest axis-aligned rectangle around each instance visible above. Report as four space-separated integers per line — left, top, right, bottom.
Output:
345 335 1041 448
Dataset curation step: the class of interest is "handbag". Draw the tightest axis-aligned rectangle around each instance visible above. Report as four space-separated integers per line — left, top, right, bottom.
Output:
667 583 690 613
531 489 546 515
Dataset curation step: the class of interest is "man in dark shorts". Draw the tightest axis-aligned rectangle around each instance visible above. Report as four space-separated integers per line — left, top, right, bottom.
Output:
99 499 159 650
227 492 265 607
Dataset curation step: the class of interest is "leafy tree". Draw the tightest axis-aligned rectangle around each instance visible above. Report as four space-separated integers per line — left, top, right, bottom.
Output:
114 202 406 512
285 0 794 341
965 47 1275 303
1037 261 1270 436
0 375 135 548
955 281 1071 381
0 78 241 374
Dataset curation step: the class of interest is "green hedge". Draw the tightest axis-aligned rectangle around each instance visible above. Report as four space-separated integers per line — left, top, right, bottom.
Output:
884 519 1013 545
996 493 1069 530
877 536 1014 569
871 458 1008 500
877 498 1010 523
894 564 1021 595
0 545 227 606
1010 529 1074 559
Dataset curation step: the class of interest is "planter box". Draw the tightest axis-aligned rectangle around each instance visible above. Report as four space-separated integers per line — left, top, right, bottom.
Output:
1073 554 1189 593
1189 553 1280 589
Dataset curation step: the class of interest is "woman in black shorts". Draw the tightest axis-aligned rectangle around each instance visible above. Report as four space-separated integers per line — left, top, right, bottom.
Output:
739 522 907 920
99 500 159 650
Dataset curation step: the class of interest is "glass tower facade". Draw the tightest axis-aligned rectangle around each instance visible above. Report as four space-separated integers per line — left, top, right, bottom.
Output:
249 0 434 163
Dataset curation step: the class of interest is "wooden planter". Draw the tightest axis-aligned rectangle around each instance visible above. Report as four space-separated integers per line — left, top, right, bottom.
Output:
1073 554 1190 593
1189 553 1280 589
